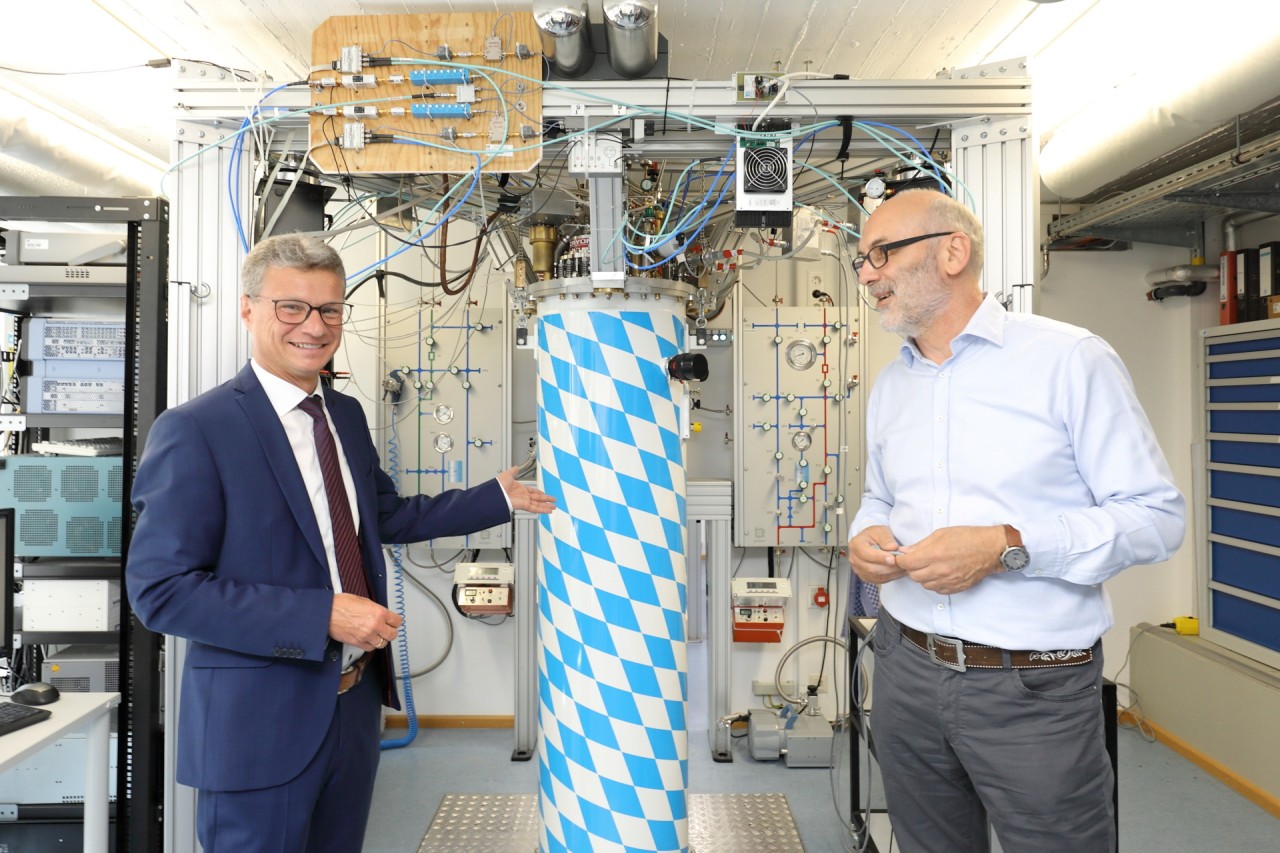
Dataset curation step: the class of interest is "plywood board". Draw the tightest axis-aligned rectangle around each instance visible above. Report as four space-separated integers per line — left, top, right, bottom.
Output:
310 13 544 175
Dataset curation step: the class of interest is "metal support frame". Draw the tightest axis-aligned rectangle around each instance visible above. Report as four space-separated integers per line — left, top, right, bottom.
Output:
587 173 627 277
173 65 1030 172
952 115 1039 314
694 482 734 763
0 195 169 853
512 510 539 761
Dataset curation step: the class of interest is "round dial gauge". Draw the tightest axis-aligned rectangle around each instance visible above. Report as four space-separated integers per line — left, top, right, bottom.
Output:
791 430 813 452
433 433 454 453
433 404 454 424
785 339 818 371
864 176 887 199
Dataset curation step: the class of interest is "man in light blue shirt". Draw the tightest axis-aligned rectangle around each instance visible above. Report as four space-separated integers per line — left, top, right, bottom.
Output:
848 189 1185 853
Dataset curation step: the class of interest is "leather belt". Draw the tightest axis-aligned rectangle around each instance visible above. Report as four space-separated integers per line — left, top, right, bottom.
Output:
899 623 1093 673
338 652 373 695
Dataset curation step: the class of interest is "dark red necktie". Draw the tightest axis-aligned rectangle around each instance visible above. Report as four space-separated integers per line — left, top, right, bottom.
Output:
297 395 370 599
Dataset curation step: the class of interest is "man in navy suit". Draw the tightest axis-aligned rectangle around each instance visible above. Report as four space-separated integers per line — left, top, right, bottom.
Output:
126 234 555 852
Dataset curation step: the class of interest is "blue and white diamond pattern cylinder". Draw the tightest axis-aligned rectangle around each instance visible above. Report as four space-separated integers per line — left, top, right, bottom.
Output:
535 302 689 853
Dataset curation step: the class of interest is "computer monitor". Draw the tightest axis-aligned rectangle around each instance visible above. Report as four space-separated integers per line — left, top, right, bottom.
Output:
0 508 13 681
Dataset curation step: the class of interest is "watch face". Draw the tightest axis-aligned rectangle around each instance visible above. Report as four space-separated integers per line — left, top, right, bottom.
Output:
1001 546 1030 573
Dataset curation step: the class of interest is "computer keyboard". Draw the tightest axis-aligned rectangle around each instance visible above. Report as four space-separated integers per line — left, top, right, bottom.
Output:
30 436 124 457
0 700 52 736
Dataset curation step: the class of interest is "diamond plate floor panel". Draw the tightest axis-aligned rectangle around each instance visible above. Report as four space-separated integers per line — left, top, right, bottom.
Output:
416 792 804 853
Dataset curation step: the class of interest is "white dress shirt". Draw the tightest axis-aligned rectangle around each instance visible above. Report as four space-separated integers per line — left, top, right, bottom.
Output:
850 295 1186 650
251 361 366 666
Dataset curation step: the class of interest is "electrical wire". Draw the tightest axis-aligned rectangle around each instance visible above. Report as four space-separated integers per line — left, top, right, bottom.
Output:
380 401 418 750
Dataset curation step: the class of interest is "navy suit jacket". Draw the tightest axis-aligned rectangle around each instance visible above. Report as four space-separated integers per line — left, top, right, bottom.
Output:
126 364 509 791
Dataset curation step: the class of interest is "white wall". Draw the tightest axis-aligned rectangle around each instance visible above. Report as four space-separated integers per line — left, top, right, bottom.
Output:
1036 238 1200 689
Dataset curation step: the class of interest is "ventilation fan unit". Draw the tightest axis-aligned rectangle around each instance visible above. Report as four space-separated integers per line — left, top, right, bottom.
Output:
735 144 794 228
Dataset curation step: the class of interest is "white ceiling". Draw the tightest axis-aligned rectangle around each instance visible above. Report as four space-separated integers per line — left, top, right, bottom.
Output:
0 1 1277 200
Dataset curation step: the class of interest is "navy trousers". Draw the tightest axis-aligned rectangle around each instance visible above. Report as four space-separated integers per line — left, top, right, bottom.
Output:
196 669 384 853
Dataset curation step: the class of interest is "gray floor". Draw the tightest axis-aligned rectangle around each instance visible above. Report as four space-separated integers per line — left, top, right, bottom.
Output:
366 642 1279 853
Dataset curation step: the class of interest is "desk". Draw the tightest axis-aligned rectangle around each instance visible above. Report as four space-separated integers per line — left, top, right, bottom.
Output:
845 618 1118 851
0 691 120 853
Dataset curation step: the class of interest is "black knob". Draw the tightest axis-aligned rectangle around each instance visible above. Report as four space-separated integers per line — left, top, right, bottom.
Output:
667 352 709 382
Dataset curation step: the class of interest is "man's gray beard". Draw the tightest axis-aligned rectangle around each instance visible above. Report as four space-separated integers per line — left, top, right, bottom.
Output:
875 257 950 338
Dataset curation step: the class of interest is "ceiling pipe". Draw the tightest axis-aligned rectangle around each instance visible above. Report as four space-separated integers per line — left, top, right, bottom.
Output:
1223 210 1275 252
1040 30 1280 200
0 89 161 197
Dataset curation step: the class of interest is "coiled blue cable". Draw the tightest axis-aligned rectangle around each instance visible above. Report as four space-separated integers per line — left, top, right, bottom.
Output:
381 388 418 749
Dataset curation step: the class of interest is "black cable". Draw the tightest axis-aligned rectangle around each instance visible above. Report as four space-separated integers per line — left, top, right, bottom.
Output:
346 268 471 300
0 61 154 76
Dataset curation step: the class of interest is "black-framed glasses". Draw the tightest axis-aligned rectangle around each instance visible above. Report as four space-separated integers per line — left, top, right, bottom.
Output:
254 297 352 326
852 232 954 274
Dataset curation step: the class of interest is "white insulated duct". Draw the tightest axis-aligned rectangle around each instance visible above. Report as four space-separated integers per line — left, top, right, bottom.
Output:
1039 29 1280 200
0 89 161 198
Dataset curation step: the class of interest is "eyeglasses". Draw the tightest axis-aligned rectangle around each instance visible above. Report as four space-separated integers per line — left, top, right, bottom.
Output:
852 232 954 274
254 297 352 326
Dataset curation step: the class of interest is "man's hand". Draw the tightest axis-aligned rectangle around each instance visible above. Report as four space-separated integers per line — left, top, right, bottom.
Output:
330 593 403 652
497 465 556 514
848 525 908 585
895 525 1005 595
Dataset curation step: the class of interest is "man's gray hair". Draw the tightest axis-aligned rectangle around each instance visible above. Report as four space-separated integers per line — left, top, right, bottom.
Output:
898 188 985 278
241 234 346 297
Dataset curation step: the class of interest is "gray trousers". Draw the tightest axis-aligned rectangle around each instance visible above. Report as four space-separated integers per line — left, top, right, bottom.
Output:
871 608 1116 853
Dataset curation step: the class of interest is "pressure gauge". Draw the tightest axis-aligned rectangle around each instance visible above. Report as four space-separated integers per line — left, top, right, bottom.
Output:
792 430 813 452
433 433 454 453
785 339 818 371
433 404 454 424
864 175 887 199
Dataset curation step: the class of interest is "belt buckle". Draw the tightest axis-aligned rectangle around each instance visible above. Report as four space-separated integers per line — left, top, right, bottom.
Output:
926 633 967 672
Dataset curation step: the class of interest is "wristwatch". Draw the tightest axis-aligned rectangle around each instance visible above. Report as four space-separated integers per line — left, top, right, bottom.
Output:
1000 524 1030 573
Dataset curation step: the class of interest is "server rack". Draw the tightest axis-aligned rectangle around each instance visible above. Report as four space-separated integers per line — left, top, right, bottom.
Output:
0 195 168 852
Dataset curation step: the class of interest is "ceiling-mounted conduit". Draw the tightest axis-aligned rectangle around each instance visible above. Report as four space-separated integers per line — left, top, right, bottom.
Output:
1039 29 1280 200
0 88 160 197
